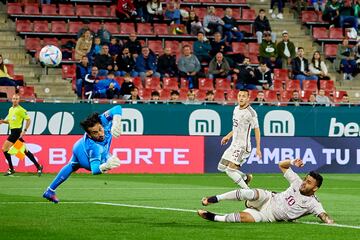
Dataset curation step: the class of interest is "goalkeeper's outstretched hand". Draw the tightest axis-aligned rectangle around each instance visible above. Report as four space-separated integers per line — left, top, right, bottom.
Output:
111 115 122 138
100 156 121 173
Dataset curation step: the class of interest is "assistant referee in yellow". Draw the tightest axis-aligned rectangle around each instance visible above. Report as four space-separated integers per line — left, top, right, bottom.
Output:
0 93 43 176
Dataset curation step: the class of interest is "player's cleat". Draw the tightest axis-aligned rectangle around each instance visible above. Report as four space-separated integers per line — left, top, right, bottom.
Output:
37 165 43 177
201 196 218 206
43 188 59 203
245 174 253 186
4 169 15 176
197 210 215 221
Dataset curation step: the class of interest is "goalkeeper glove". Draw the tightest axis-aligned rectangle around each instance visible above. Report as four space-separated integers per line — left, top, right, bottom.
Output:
111 115 122 138
99 156 121 173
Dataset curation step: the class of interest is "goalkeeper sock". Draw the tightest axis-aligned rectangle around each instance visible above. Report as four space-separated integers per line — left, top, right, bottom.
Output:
49 163 74 190
217 189 256 201
225 168 249 189
25 150 40 169
3 151 14 171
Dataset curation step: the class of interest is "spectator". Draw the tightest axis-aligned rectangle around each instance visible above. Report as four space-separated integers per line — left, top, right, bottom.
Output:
210 32 232 57
116 0 137 21
322 0 341 27
222 8 243 43
259 32 281 69
169 90 180 103
254 9 276 44
254 61 272 90
186 9 203 35
335 38 357 80
134 0 148 22
109 37 122 58
146 0 163 23
119 74 136 99
339 0 357 34
204 90 217 104
309 51 330 88
115 47 138 77
149 90 162 104
128 86 142 104
75 56 91 98
254 91 265 103
316 88 331 105
289 90 303 105
208 52 231 81
269 0 284 19
94 45 114 76
203 6 224 35
276 30 296 69
0 55 17 87
84 66 100 99
94 73 121 99
157 47 178 78
233 57 256 90
97 23 112 45
178 45 202 89
75 30 93 61
312 0 326 12
165 0 181 24
292 47 318 88
193 32 212 63
184 90 201 105
339 94 350 104
88 37 102 62
123 33 142 58
308 93 317 104
135 46 161 82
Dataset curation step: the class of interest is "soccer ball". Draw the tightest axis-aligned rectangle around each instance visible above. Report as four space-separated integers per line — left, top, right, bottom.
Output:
39 45 62 67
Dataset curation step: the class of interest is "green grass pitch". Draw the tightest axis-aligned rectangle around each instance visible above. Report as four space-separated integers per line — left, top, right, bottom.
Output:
0 173 359 240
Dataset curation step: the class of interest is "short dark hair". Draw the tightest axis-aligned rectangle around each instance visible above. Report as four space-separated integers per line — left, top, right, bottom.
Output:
259 61 267 65
308 171 323 188
298 47 304 51
171 90 179 96
259 9 265 13
151 90 160 97
239 89 249 96
80 113 101 134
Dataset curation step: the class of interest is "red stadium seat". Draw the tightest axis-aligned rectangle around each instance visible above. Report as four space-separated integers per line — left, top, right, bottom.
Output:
286 80 301 91
51 21 67 33
114 77 124 86
163 78 179 90
272 80 283 91
213 90 225 101
59 4 75 16
0 86 16 99
93 5 108 17
119 23 135 34
33 21 50 33
193 8 206 20
301 90 314 101
195 89 207 101
18 86 36 99
89 22 101 33
5 64 14 77
274 68 289 82
320 80 335 91
232 0 246 3
263 90 278 102
301 11 318 23
24 3 40 15
62 64 76 79
137 23 153 35
42 4 57 15
110 5 116 16
164 41 181 53
249 90 259 101
312 27 328 39
303 80 318 91
159 89 171 100
329 28 343 39
248 42 259 55
180 78 189 89
226 89 239 102
214 0 230 3
199 78 214 90
324 44 338 58
281 90 294 102
68 22 84 33
248 53 259 64
242 9 256 21
144 77 161 90
215 78 231 90
231 42 247 54
43 38 58 46
153 24 169 35
138 88 152 100
147 40 163 55
76 5 92 16
105 22 119 34
232 8 241 20
238 24 252 34
25 37 41 51
16 20 32 32
335 90 347 99
133 77 143 89
7 3 23 15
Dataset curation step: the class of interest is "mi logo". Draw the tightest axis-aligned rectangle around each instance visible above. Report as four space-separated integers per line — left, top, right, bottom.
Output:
121 108 144 135
264 110 295 136
189 109 221 136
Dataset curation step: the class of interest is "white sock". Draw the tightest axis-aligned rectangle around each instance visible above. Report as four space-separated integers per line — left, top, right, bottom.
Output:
215 213 241 222
216 189 256 201
225 168 249 189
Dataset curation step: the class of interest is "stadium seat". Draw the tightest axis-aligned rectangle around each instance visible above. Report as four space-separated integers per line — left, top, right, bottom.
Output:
114 77 124 86
231 42 247 54
248 53 259 64
163 77 179 90
76 5 92 16
110 5 116 16
324 44 338 58
119 23 135 34
133 77 143 89
238 24 252 34
232 0 246 3
329 28 343 39
24 3 40 15
335 90 347 99
164 41 181 53
137 23 153 35
105 22 119 34
249 90 259 101
68 22 84 33
301 11 318 23
215 8 224 18
51 21 67 33
62 64 76 79
281 90 293 102
241 9 256 21
147 40 164 54
199 78 214 91
43 38 59 46
248 42 259 55
212 90 225 101
178 89 188 101
144 77 161 90
286 80 301 91
272 80 283 91
181 41 194 48
59 4 75 16
33 21 50 33
301 90 314 101
263 90 278 102
320 80 335 91
18 86 36 99
232 8 241 20
274 68 289 82
5 64 14 77
0 86 16 99
226 89 239 102
16 20 32 32
180 78 189 89
193 8 206 20
42 4 57 15
7 3 23 15
195 89 207 101
25 37 41 51
215 78 231 90
312 27 328 39
159 89 171 100
89 22 101 33
153 24 169 35
138 88 152 100
214 0 230 3
93 5 108 17
303 80 318 92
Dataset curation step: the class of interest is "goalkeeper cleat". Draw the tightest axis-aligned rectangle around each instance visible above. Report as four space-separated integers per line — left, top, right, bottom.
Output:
43 188 59 203
197 210 215 221
37 165 43 177
4 169 15 176
245 173 253 186
201 196 218 206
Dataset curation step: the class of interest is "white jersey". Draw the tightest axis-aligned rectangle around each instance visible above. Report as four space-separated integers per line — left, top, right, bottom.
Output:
230 105 259 152
270 168 325 221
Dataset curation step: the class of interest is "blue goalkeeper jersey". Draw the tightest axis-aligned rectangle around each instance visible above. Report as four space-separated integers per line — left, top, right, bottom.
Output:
70 105 122 174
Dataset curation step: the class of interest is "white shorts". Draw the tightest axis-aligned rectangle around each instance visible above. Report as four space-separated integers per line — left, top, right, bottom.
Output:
243 189 276 222
221 145 250 166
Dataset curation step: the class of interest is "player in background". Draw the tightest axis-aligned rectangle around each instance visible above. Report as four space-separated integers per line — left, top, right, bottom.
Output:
0 94 43 176
42 105 123 203
198 159 334 224
218 89 261 189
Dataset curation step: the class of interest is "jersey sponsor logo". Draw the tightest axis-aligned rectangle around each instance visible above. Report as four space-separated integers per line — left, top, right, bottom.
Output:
328 118 360 137
263 110 295 136
121 108 144 135
188 109 221 136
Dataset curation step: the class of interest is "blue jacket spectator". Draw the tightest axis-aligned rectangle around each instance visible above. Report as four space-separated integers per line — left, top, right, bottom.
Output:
75 56 92 98
135 47 160 82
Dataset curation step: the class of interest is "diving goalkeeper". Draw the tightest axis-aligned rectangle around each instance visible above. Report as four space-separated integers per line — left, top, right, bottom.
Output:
43 106 123 203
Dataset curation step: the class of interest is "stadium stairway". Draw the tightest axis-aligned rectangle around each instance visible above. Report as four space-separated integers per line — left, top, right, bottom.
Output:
0 2 75 100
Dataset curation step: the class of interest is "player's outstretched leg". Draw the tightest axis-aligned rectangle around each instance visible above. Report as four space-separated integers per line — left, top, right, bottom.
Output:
201 196 219 206
198 210 245 223
202 189 257 206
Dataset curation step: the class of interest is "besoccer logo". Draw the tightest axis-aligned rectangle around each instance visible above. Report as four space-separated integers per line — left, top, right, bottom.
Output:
264 110 295 136
121 108 144 135
188 109 221 136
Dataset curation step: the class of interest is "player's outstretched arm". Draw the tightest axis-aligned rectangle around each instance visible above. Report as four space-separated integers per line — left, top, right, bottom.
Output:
102 105 122 137
221 131 233 145
99 156 121 173
254 127 262 159
278 159 304 173
318 212 334 224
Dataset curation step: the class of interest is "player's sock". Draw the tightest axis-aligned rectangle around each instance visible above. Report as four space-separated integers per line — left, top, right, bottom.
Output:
225 168 249 189
215 213 241 223
25 150 41 169
49 163 74 190
217 189 256 201
3 151 14 171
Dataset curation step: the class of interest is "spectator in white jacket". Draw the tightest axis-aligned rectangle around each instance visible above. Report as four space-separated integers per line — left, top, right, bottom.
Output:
309 51 330 89
146 0 163 22
203 6 224 35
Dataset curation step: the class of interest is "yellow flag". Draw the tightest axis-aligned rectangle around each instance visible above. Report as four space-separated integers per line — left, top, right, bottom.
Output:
8 140 26 160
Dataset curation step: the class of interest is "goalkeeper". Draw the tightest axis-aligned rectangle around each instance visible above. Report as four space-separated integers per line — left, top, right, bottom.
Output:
43 106 123 203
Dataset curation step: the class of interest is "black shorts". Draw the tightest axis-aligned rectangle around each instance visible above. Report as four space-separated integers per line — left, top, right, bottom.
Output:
7 128 24 143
